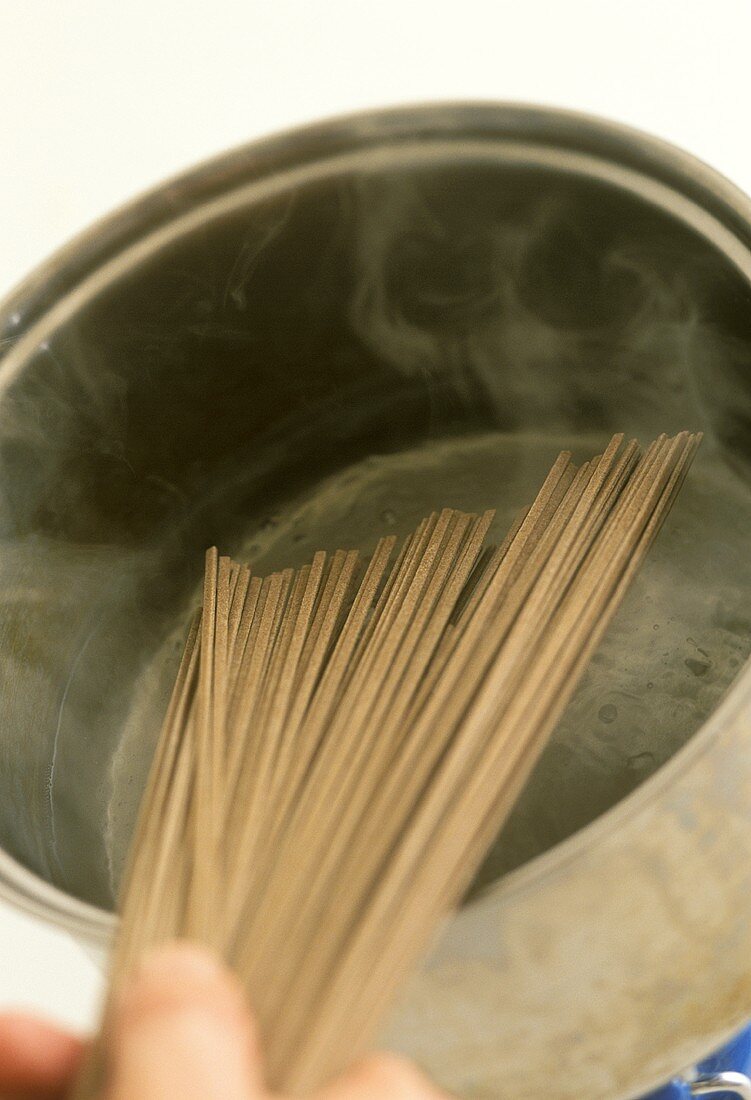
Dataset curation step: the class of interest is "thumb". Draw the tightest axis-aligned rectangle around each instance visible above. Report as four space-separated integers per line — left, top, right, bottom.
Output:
107 942 264 1100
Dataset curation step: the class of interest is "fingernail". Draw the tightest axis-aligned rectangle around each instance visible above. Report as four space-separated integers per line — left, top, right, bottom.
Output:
133 942 225 987
115 940 245 1028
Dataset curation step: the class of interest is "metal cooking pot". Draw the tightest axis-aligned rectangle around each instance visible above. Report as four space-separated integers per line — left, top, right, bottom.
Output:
0 103 750 1099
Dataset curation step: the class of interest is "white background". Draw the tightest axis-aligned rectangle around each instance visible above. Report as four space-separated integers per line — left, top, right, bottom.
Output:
1 0 750 1037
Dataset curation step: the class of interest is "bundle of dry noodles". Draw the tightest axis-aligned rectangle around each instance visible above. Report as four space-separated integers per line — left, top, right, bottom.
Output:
75 430 700 1096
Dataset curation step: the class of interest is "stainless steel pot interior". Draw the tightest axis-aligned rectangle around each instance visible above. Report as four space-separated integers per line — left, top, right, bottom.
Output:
0 104 750 1099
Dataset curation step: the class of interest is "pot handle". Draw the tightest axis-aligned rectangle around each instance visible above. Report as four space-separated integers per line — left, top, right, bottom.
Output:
690 1073 751 1099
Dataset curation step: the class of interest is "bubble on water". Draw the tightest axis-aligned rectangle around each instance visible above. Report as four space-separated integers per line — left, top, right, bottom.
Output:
685 656 711 677
627 751 656 770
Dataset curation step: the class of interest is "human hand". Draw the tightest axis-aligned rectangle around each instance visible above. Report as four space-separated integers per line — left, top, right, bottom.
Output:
0 942 451 1098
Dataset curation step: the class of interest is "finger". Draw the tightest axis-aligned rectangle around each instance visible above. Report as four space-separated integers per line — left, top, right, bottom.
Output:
107 941 265 1100
0 1012 83 1096
313 1053 452 1099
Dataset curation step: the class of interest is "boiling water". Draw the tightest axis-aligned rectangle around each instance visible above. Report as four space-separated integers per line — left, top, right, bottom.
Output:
107 429 751 901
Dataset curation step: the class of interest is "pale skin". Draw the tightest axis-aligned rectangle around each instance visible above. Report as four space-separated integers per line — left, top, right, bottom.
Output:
0 942 452 1099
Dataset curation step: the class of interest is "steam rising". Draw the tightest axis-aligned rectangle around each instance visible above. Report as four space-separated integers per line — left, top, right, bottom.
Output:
349 174 751 449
